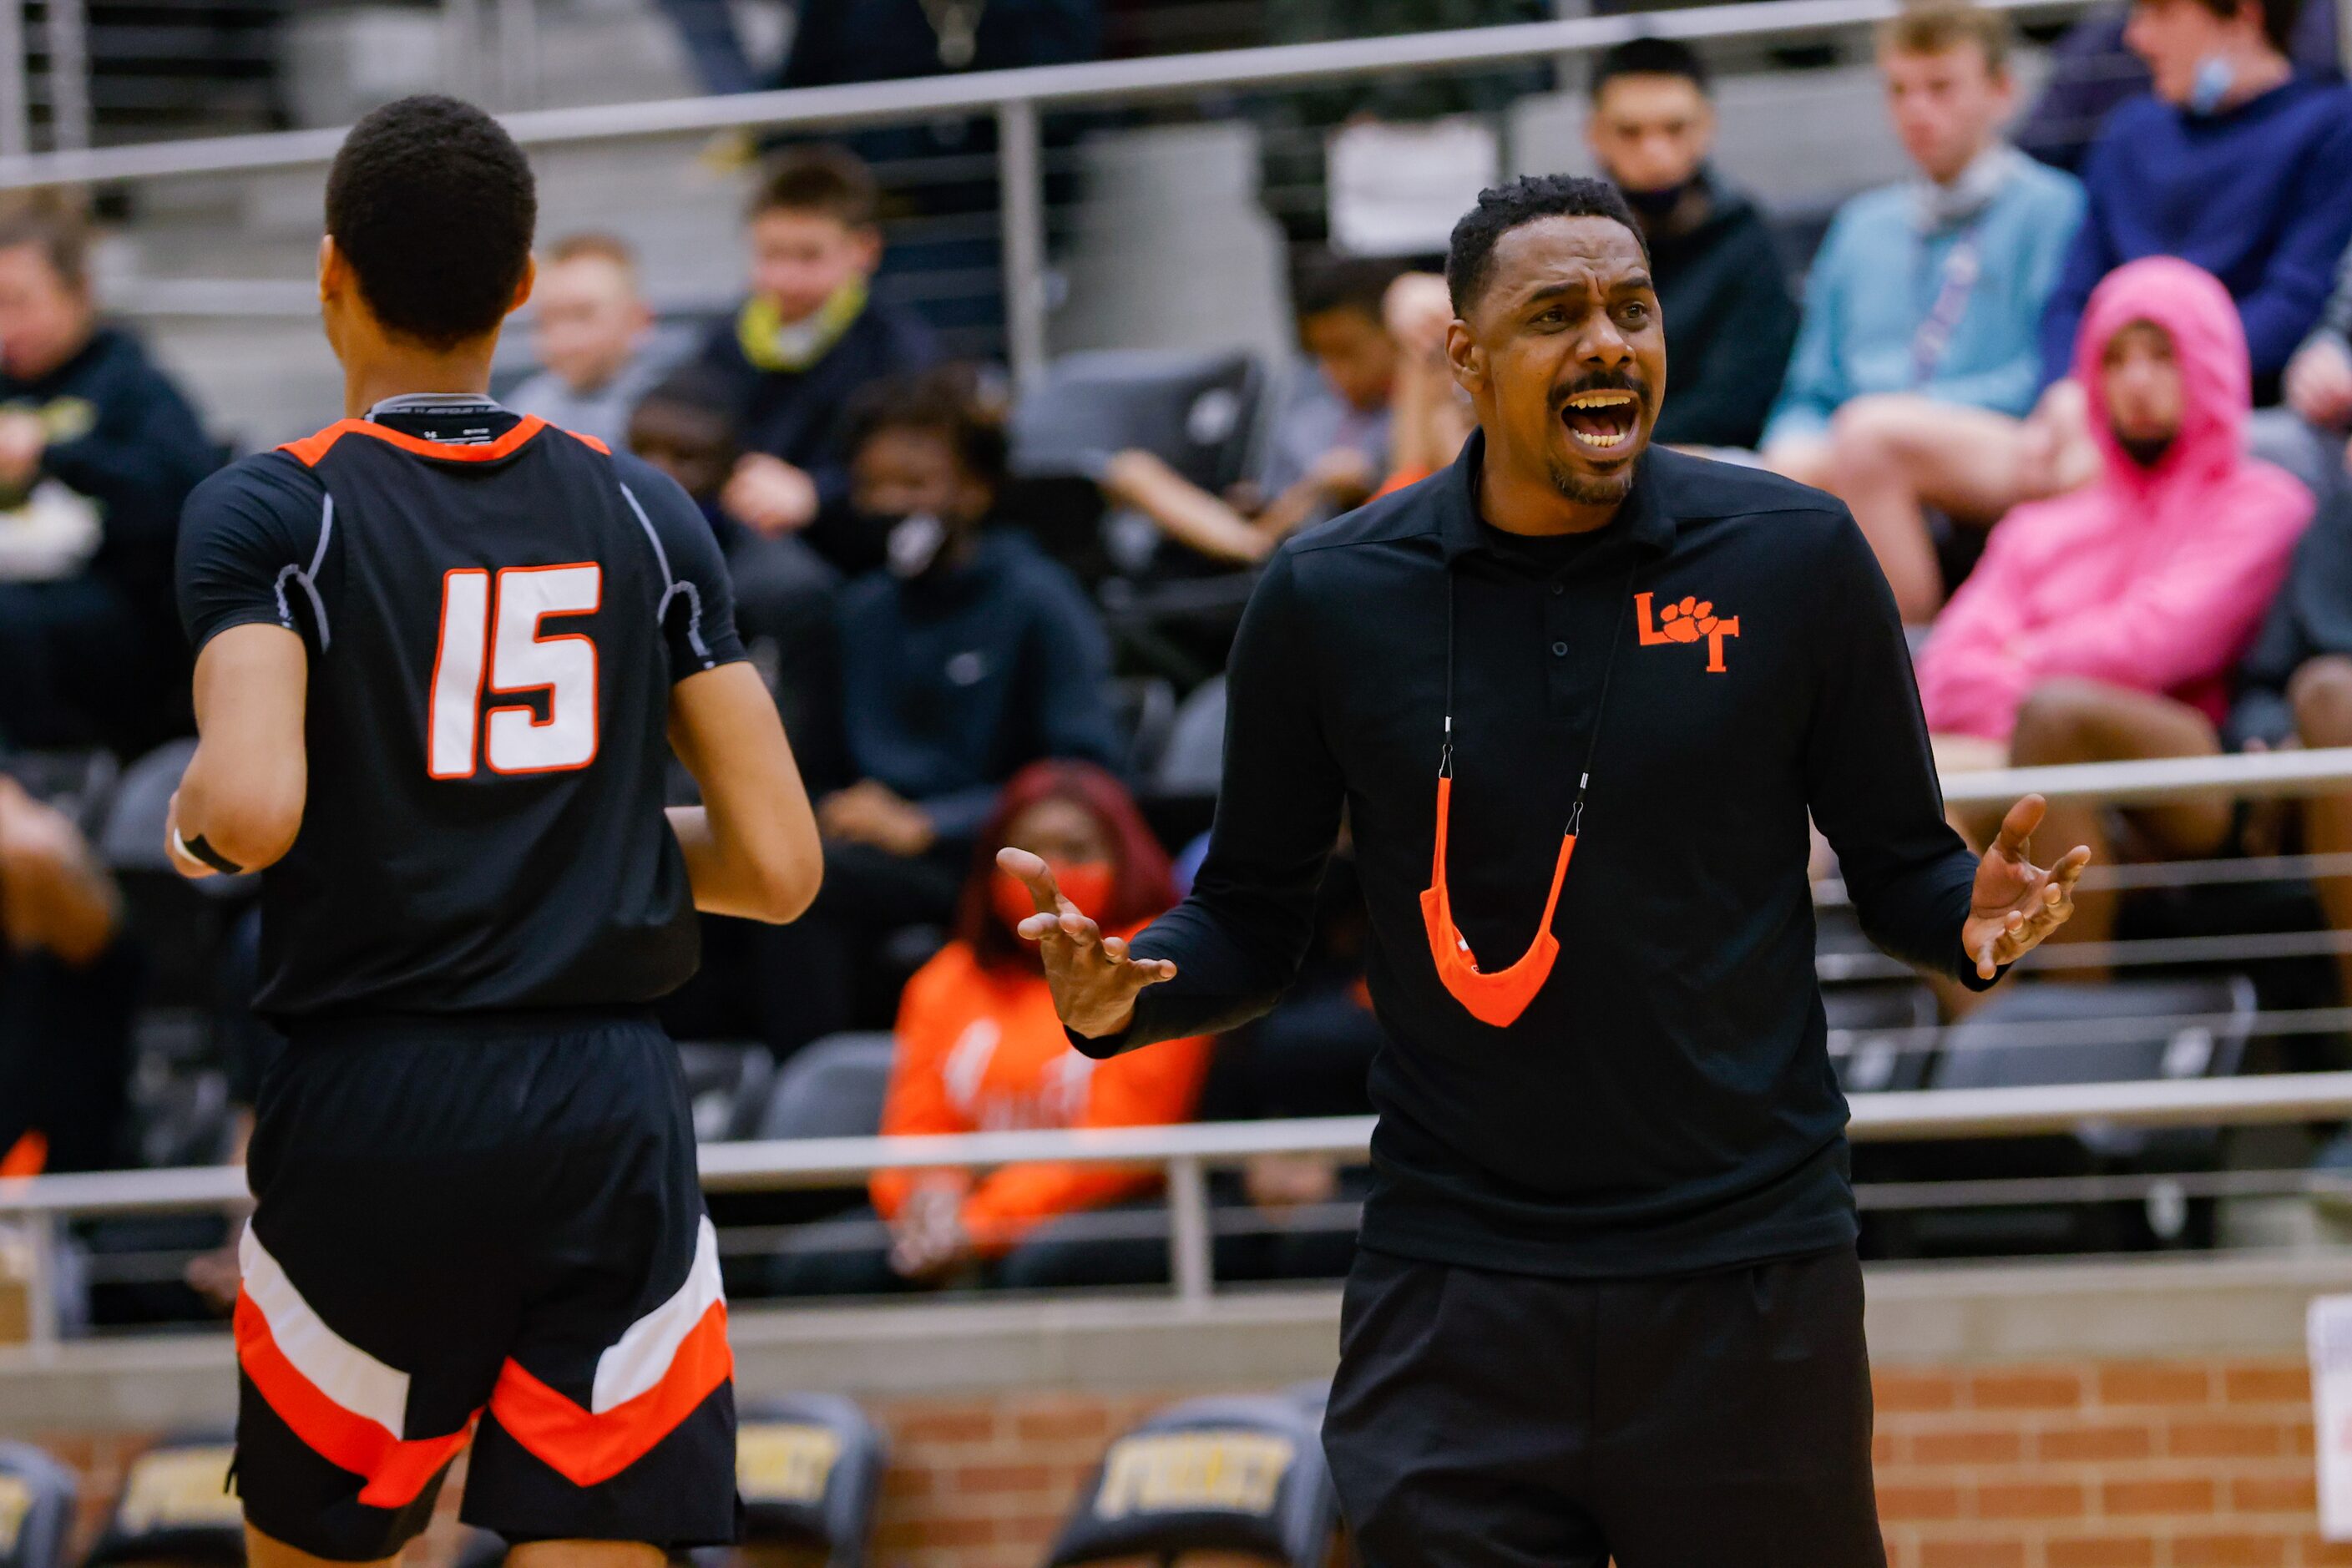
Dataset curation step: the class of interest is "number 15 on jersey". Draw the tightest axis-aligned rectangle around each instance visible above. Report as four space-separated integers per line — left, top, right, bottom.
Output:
428 564 602 779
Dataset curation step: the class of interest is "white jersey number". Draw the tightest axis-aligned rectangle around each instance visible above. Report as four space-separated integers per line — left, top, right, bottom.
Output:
427 563 602 779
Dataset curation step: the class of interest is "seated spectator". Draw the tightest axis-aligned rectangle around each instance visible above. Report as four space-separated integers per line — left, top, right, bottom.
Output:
627 367 841 761
2281 250 2352 498
750 365 1124 1055
1098 255 1397 566
877 761 1210 1289
0 773 137 1176
2228 488 2352 1010
1758 0 2084 621
1370 270 1474 496
1587 36 1799 449
1826 0 2352 620
697 146 943 575
2012 0 2341 170
505 232 683 451
0 195 215 753
1915 258 2311 959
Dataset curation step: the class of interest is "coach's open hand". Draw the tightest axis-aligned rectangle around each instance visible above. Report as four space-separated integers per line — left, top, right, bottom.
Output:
1964 794 2093 981
998 846 1177 1038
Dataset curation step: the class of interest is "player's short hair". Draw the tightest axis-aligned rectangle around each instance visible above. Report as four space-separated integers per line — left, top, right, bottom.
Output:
1445 175 1646 316
1877 0 2013 73
544 231 637 280
845 362 1010 491
1592 36 1712 98
748 145 881 230
325 94 537 349
0 190 90 292
1292 252 1403 327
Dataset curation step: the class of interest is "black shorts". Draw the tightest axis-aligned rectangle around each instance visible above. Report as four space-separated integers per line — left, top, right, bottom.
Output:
233 1009 737 1561
1321 1246 1884 1568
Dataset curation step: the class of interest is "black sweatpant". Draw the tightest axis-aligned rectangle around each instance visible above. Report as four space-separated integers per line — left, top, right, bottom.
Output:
1322 1245 1884 1568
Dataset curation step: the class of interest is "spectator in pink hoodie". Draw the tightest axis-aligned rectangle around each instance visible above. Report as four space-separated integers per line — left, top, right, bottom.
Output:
1916 255 2313 962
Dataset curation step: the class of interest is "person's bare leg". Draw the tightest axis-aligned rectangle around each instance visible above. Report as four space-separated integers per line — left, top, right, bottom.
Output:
1821 396 2038 624
2005 678 2228 977
1761 435 1835 491
246 1525 395 1568
508 1540 667 1568
2293 656 2352 1007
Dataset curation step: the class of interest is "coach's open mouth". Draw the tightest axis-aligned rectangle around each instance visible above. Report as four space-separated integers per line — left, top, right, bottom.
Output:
1560 389 1641 458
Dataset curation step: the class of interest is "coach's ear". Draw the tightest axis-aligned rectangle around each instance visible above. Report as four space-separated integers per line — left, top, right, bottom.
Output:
507 252 536 317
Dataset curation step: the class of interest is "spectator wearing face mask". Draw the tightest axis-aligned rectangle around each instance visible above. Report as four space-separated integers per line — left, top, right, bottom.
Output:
1916 257 2313 962
752 365 1123 1055
771 760 1211 1295
1586 37 1798 451
505 233 685 452
698 146 943 575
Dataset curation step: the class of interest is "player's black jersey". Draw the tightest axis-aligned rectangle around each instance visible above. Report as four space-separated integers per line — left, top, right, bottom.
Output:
177 397 746 1019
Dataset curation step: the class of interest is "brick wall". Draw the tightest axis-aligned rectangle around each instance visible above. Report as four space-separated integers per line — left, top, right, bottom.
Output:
28 1359 2352 1568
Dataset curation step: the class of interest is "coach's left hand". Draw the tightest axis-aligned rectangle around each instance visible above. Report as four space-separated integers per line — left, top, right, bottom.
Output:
1963 793 2092 980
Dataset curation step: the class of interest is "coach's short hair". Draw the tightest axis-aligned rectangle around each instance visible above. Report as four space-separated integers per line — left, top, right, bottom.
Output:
325 94 537 349
1445 175 1646 316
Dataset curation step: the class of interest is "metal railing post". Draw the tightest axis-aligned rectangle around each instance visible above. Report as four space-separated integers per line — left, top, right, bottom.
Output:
0 4 28 162
23 1211 59 1352
1166 1154 1212 1308
497 0 540 111
995 97 1049 387
40 0 86 154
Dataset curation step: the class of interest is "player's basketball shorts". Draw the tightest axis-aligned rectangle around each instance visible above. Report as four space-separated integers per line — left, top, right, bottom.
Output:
233 1008 737 1561
1322 1245 1884 1568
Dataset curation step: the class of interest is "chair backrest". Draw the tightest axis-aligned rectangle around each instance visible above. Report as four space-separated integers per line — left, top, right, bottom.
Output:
1154 677 1227 797
756 1034 899 1141
83 1434 242 1566
96 740 195 873
1046 1394 1340 1568
675 1039 778 1144
1012 350 1267 496
1111 675 1181 781
736 1395 890 1568
1929 976 2258 1092
1823 984 1939 1095
0 1444 74 1568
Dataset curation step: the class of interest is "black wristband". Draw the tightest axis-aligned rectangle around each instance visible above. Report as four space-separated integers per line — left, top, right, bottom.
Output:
177 830 245 877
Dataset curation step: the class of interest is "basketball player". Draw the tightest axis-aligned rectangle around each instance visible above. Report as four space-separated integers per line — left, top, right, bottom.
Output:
169 96 821 1567
1009 175 2090 1565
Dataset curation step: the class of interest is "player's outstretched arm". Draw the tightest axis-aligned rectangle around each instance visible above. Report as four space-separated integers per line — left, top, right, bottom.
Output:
666 661 822 923
167 624 309 879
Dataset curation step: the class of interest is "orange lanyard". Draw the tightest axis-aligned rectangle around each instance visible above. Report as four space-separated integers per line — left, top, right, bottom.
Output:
1419 559 1636 1027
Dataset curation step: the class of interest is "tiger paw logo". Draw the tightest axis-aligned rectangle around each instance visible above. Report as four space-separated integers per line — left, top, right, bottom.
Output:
1636 591 1740 674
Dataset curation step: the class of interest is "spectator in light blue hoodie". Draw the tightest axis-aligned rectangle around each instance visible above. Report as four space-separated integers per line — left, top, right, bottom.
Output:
1758 0 2083 621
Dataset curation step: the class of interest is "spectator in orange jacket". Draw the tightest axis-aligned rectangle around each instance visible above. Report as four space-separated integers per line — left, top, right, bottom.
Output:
771 759 1210 1296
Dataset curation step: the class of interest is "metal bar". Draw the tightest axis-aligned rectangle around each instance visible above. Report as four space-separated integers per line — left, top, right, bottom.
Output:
1938 746 2352 810
22 1211 58 1351
496 0 539 111
0 4 28 161
1852 1166 2339 1211
0 0 2100 190
1166 1154 1212 1307
995 98 1048 387
40 0 86 155
1847 1070 2352 1141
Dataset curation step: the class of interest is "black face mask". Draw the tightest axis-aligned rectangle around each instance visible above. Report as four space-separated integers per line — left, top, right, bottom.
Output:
2116 431 2174 471
1621 179 1692 221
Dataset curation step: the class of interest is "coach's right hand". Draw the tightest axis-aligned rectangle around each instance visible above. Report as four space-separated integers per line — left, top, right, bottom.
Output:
997 846 1176 1039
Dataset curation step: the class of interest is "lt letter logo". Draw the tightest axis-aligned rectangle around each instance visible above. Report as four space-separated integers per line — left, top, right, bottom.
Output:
1636 592 1739 674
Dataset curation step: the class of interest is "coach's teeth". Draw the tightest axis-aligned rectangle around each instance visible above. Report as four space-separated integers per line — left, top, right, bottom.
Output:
1565 392 1636 409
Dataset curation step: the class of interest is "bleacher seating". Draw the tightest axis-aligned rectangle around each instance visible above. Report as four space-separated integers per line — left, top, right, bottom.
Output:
0 1444 75 1568
1824 984 1940 1095
754 1034 897 1142
678 1039 778 1145
82 1434 241 1566
735 1395 891 1568
1045 1392 1342 1568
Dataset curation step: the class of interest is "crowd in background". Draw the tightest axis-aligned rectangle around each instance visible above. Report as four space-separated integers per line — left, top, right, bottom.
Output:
4 0 2352 1303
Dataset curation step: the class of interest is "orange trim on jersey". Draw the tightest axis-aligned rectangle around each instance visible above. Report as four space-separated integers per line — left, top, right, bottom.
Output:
558 427 611 455
0 1130 45 1178
486 1300 731 1488
233 1290 474 1507
278 415 554 468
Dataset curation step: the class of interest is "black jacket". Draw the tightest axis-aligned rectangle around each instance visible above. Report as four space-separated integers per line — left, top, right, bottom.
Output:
1646 173 1802 450
1089 434 1987 1278
4 323 215 618
2230 488 2352 748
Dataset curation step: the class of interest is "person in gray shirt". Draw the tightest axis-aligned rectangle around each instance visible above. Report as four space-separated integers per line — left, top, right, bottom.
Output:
506 233 684 450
